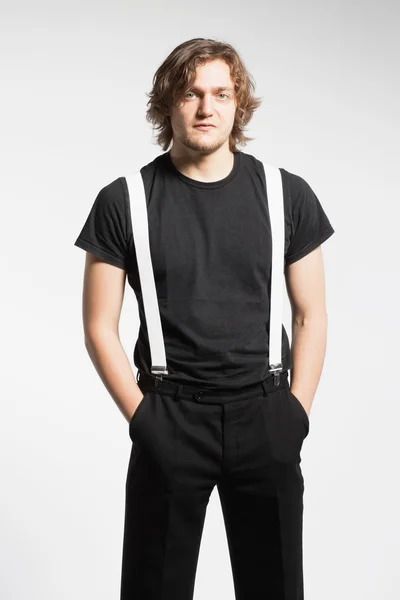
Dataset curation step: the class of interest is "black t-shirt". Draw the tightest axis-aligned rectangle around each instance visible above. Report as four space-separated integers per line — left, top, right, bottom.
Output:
74 150 335 389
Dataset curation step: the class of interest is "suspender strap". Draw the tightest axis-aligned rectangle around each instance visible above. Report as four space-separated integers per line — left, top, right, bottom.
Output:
263 164 285 385
125 172 168 376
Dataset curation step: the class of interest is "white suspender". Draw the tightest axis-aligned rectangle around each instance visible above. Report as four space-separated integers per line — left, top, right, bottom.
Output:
125 173 168 376
125 161 285 385
262 163 285 385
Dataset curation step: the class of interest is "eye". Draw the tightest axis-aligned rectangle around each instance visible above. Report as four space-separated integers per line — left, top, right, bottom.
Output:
184 92 229 99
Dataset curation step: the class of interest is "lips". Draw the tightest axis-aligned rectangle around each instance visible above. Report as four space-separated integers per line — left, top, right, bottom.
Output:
195 124 215 128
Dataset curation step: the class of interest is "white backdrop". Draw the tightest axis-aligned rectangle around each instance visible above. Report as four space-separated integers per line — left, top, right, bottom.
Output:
2 1 399 598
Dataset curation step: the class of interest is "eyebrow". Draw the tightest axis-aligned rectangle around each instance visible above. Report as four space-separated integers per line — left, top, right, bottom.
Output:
188 86 235 93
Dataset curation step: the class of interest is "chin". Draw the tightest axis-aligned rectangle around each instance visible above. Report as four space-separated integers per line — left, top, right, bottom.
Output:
184 135 227 154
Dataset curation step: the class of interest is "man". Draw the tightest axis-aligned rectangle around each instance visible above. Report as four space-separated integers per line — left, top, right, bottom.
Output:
74 38 335 600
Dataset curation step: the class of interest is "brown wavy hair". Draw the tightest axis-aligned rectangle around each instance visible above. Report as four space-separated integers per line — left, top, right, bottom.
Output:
145 38 263 152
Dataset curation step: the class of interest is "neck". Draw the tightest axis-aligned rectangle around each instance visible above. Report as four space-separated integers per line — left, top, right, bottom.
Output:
168 146 235 183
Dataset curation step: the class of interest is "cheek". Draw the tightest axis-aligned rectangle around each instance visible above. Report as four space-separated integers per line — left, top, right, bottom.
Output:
170 107 186 126
176 113 191 129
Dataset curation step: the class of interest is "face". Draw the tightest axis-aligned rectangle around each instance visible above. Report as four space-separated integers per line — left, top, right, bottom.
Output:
168 59 237 155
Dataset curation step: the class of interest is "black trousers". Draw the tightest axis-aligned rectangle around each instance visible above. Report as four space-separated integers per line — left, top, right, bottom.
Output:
120 370 310 600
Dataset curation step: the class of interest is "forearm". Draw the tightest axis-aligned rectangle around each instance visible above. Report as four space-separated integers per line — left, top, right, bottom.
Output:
290 312 328 416
84 329 143 423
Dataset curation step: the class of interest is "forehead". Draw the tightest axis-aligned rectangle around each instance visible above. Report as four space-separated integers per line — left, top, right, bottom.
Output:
191 59 235 90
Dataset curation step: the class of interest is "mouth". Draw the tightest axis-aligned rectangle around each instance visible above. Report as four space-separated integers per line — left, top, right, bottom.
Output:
194 124 215 130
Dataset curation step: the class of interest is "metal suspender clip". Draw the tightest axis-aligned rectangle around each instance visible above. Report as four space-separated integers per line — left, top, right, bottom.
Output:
268 363 283 386
151 367 169 381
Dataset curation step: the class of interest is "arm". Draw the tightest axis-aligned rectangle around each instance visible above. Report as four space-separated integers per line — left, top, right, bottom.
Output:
81 252 144 423
284 246 329 417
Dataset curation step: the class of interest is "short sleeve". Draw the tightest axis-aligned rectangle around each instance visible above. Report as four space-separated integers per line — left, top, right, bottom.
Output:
285 172 335 265
74 178 128 270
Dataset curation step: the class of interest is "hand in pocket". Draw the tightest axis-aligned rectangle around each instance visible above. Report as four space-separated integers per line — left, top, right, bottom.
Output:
128 391 151 441
289 390 310 422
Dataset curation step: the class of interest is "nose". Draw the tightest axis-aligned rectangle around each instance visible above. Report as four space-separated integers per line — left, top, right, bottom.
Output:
197 94 214 116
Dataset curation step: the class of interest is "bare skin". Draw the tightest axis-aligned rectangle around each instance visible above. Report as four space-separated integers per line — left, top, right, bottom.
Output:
167 58 238 182
81 254 143 423
80 58 329 422
285 247 329 417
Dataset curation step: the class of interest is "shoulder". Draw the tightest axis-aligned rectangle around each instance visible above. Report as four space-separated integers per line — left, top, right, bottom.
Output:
95 176 126 203
242 154 311 190
87 177 127 222
279 168 317 201
238 150 266 176
88 177 130 240
245 157 329 227
278 168 328 226
122 154 166 204
93 176 131 222
277 167 323 223
240 154 308 214
240 152 304 193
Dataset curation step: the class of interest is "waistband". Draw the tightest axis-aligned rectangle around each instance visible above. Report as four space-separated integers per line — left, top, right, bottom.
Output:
136 370 289 405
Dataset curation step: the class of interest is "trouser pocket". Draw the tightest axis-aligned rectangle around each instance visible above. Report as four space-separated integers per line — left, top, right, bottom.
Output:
261 386 309 463
127 390 179 491
128 391 151 441
287 389 310 432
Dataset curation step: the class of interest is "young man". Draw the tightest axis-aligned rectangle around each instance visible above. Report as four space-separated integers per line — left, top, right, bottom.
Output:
74 38 335 600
